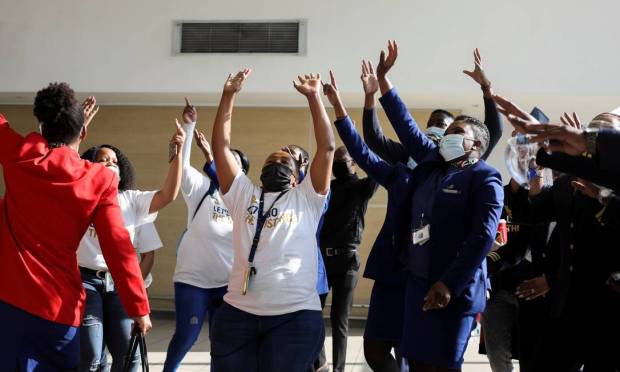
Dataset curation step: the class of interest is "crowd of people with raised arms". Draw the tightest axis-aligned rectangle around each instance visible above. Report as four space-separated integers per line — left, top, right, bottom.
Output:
1 40 619 372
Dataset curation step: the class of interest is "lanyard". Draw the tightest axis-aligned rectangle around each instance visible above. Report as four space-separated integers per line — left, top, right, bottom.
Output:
244 190 288 289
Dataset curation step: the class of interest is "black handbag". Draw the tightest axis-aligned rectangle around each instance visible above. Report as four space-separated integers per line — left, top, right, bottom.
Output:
122 327 149 372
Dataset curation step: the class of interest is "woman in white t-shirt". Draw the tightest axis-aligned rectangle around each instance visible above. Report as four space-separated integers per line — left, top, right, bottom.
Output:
163 98 250 372
209 69 335 372
77 119 185 372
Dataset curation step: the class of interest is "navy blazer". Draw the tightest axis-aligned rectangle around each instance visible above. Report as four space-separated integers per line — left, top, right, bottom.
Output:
361 96 503 165
380 88 504 313
334 115 413 285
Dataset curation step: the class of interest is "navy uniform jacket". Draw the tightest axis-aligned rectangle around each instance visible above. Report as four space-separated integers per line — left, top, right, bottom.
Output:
333 115 413 285
362 96 503 165
380 88 504 313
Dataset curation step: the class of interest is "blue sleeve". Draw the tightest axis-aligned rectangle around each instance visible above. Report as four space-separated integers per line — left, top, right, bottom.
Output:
203 162 220 190
378 88 437 162
362 108 409 165
334 115 396 187
482 97 503 160
440 169 504 296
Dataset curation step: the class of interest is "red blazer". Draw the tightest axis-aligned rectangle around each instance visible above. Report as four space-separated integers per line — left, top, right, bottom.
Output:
0 114 149 326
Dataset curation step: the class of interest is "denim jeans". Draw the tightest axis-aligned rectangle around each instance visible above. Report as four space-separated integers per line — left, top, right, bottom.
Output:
0 299 80 371
210 302 325 372
163 282 228 372
79 271 139 372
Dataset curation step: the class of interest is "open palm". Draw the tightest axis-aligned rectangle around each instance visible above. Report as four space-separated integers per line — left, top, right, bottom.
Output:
361 60 379 95
224 69 252 93
293 73 322 96
463 48 491 87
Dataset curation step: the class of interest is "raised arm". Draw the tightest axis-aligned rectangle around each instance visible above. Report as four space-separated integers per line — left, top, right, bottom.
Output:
360 60 409 165
376 41 437 162
148 119 185 213
0 114 24 164
293 73 335 195
463 48 503 160
323 70 395 187
212 69 251 194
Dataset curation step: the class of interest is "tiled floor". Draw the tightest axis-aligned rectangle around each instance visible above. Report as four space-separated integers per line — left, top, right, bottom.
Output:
140 314 518 371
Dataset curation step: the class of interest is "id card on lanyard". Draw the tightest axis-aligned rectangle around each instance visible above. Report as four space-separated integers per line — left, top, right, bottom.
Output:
241 190 288 295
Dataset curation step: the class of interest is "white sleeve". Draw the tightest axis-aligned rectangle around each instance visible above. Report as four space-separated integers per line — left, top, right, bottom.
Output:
129 190 158 227
134 223 163 253
220 171 256 220
181 121 196 169
299 174 329 218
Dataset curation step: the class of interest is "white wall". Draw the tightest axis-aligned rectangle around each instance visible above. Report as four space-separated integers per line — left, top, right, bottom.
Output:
2 0 620 177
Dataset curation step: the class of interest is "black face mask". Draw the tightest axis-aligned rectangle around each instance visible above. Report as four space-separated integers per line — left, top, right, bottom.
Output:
332 161 352 179
261 163 294 192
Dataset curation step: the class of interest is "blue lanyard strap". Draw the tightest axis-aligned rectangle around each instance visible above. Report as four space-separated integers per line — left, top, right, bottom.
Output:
247 190 288 276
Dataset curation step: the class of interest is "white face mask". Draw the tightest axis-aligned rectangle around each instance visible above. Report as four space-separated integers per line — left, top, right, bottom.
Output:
426 126 445 141
106 164 120 177
439 134 467 161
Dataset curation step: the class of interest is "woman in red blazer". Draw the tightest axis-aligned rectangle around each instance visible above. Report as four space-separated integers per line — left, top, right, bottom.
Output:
0 83 152 371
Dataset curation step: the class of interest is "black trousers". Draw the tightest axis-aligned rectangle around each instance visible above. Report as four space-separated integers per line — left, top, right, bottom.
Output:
536 288 620 372
320 249 360 372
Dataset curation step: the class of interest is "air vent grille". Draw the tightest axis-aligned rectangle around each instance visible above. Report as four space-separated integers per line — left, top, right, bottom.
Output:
180 22 300 53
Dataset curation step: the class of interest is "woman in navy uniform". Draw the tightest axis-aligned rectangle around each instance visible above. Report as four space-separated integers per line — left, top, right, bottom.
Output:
377 41 504 371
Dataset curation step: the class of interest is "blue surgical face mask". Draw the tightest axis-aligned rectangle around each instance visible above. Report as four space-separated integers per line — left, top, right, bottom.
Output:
426 126 445 141
439 134 466 162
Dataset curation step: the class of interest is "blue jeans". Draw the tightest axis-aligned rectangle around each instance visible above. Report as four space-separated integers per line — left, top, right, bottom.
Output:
210 302 325 372
79 271 139 372
0 299 80 371
163 282 228 372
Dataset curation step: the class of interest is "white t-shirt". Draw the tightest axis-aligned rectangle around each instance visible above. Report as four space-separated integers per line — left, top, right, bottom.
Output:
135 222 163 288
221 171 327 316
77 189 157 271
173 121 235 289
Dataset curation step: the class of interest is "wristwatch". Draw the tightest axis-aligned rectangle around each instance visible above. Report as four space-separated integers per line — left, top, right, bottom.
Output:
598 188 613 205
584 128 599 156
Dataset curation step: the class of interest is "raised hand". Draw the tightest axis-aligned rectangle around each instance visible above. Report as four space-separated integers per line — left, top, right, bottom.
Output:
182 97 197 124
322 70 347 119
82 96 99 128
493 95 540 134
171 119 186 156
560 112 582 130
376 40 398 79
361 60 379 95
322 71 340 107
463 48 491 88
194 129 213 162
530 124 587 156
293 73 322 96
224 69 252 94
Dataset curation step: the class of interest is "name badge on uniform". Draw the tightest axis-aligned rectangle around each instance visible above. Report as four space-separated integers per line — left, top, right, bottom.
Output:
413 225 430 245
